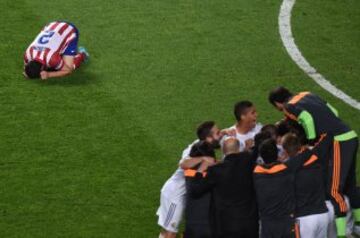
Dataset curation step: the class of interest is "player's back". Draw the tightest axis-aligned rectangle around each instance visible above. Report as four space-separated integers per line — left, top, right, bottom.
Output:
24 21 77 68
295 159 328 217
183 141 215 238
285 92 350 136
31 22 76 51
253 163 296 220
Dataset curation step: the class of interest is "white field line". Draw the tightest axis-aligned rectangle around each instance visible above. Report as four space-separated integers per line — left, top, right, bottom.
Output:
278 0 360 110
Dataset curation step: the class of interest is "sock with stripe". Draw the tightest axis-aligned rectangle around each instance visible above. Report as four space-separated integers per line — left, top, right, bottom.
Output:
73 53 86 69
335 217 346 237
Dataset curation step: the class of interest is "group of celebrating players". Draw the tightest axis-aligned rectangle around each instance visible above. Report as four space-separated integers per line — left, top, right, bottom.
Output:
157 87 359 238
21 21 359 238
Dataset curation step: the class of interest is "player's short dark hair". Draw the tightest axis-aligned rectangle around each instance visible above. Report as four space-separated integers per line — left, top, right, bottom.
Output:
234 100 253 121
259 138 278 164
197 121 215 141
276 120 291 137
189 141 215 158
268 87 293 106
252 131 272 159
25 61 42 79
261 124 278 139
277 120 308 145
282 133 301 157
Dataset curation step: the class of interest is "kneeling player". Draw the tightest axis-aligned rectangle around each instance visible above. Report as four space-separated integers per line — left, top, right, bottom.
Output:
23 21 89 80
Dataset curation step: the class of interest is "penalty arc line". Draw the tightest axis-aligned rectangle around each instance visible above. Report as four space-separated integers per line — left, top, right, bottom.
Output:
278 0 360 111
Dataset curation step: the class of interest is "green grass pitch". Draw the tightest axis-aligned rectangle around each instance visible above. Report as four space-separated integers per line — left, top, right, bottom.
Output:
0 0 359 237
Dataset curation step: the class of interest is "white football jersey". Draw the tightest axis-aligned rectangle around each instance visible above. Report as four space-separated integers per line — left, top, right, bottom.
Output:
160 140 198 201
222 123 262 151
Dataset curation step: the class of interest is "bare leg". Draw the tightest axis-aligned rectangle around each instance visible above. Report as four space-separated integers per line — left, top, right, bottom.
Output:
160 230 177 238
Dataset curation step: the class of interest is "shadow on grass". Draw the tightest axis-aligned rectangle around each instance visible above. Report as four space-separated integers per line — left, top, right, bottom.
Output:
29 64 99 87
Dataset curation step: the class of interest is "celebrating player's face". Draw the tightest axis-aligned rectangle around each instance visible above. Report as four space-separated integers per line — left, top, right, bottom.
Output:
274 102 285 112
209 125 222 148
242 106 258 128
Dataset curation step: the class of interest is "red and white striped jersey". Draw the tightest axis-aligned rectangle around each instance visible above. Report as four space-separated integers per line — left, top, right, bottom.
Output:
24 21 77 70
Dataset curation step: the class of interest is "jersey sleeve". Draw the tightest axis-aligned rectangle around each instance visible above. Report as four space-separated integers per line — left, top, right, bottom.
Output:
285 104 317 140
326 103 339 117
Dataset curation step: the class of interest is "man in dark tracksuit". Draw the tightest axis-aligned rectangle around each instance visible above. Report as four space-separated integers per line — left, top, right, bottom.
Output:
282 133 329 237
189 138 259 238
253 135 331 238
269 87 359 237
183 140 216 238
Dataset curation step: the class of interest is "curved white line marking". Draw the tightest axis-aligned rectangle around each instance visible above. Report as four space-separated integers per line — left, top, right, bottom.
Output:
279 0 360 110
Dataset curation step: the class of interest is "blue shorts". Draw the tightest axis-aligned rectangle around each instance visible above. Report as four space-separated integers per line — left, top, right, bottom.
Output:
63 22 79 56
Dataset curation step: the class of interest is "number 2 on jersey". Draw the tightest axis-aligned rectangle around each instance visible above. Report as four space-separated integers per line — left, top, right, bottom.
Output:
38 31 55 44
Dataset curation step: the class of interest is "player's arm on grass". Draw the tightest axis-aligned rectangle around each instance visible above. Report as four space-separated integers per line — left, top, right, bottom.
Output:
40 56 74 80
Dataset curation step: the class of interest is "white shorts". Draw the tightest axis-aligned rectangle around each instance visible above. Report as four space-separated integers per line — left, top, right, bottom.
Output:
326 197 354 238
297 212 328 238
156 193 184 233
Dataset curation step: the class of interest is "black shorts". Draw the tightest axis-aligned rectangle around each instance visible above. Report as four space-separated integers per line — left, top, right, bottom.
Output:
183 224 212 238
261 218 299 238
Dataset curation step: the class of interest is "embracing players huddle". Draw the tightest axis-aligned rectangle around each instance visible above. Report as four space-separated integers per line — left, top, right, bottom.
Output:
157 87 359 238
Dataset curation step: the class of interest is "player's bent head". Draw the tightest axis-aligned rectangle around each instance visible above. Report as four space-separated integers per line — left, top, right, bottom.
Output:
277 120 308 145
253 131 272 158
268 86 293 106
281 133 301 157
190 141 215 158
261 124 278 139
25 61 43 79
223 137 240 156
234 100 253 121
259 138 278 164
197 121 215 141
254 131 272 150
